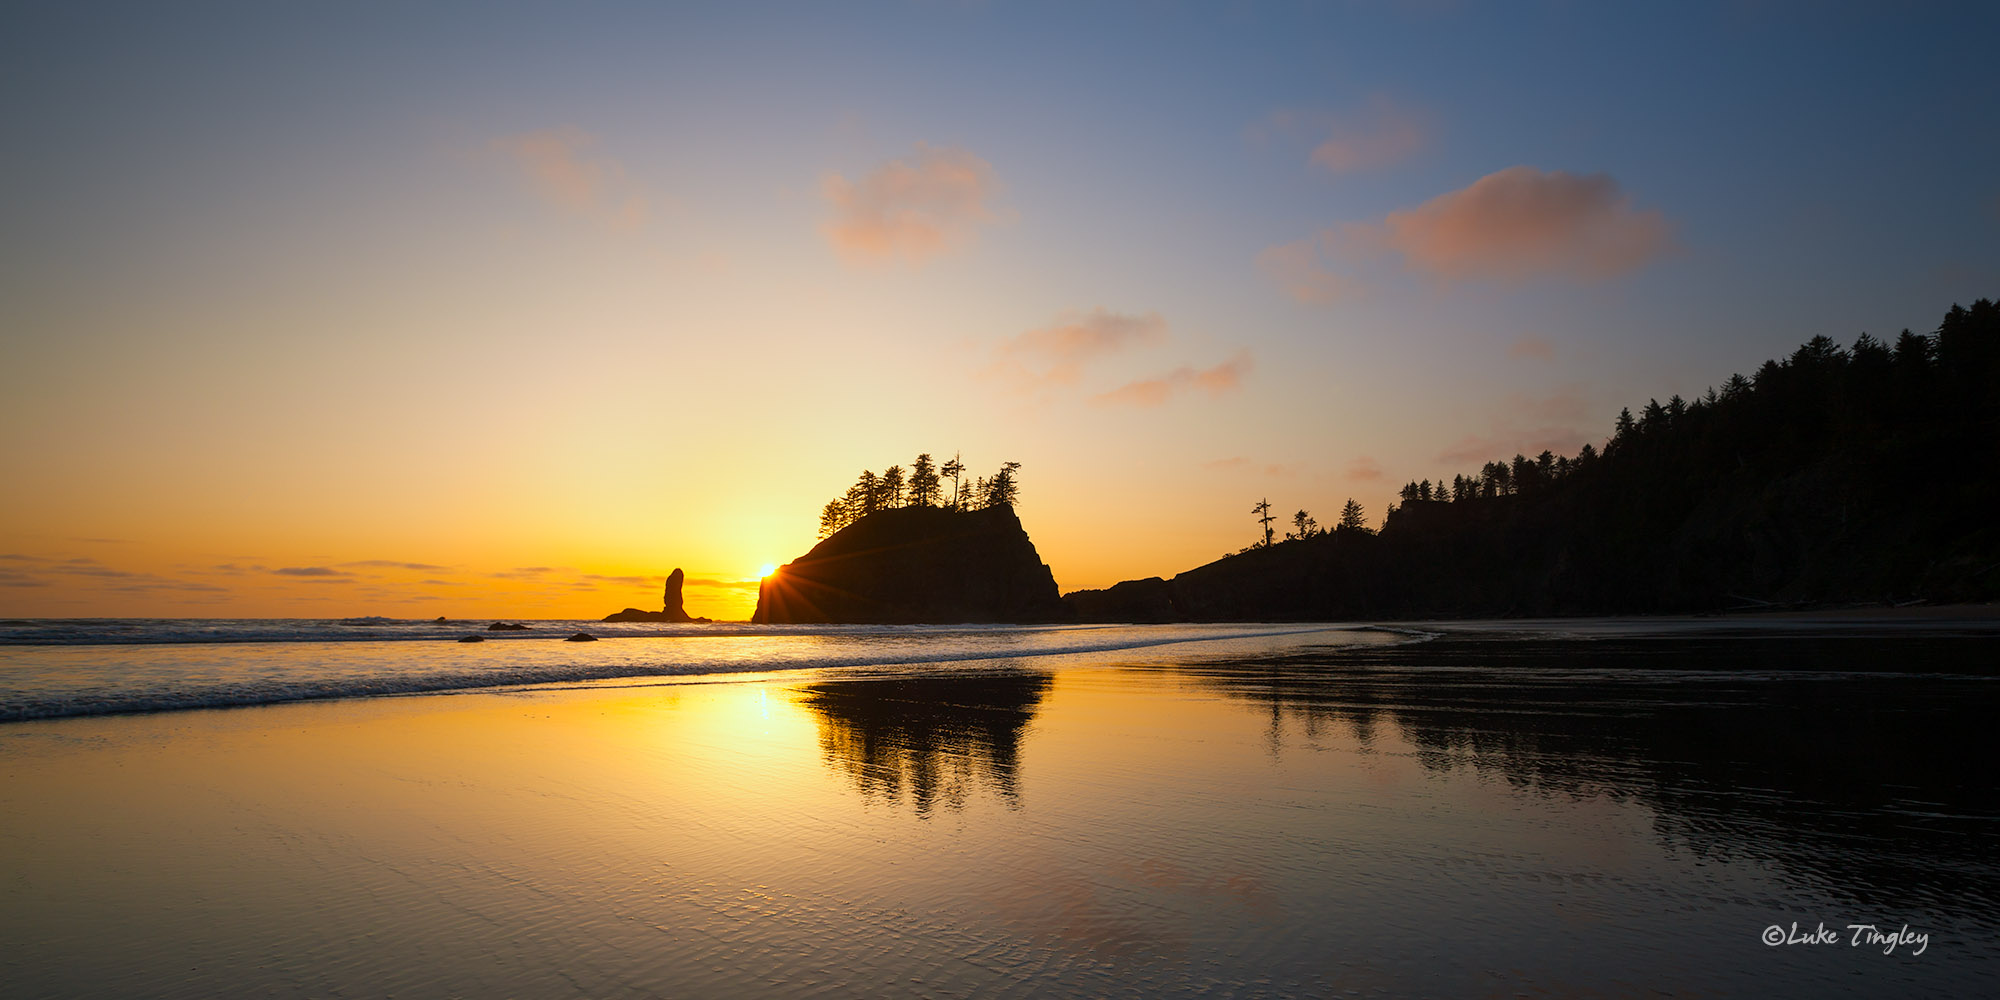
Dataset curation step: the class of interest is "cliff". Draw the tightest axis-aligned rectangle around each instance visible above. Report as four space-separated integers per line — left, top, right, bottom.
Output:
752 505 1065 624
603 567 707 623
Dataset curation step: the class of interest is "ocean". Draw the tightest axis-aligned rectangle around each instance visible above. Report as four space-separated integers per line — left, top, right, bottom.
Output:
2 616 1996 996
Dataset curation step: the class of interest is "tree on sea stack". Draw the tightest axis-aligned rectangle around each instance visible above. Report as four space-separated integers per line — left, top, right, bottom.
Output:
882 465 906 507
986 462 1021 508
909 454 940 508
941 454 965 510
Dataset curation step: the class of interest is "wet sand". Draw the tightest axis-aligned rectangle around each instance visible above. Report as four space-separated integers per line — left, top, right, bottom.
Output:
3 631 1995 997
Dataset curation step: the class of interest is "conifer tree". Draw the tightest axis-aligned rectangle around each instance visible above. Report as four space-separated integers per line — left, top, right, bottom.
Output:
943 454 966 510
882 465 906 508
909 453 940 507
1338 498 1367 532
987 461 1022 507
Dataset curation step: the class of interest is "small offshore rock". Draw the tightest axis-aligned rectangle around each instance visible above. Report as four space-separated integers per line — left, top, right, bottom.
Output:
565 632 598 642
457 635 485 643
487 622 530 631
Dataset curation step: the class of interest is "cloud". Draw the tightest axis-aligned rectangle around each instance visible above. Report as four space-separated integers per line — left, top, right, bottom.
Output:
6 557 230 594
1345 456 1383 481
273 566 350 577
684 577 762 591
1507 333 1556 361
1504 383 1593 424
342 560 450 572
991 308 1169 390
493 127 651 231
822 143 1005 264
1092 351 1253 408
1436 428 1595 465
1255 238 1366 304
1431 384 1600 466
1338 166 1672 282
490 566 556 580
1202 457 1292 477
1309 99 1429 174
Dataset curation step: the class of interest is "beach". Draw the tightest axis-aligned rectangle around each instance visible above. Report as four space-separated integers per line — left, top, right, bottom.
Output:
3 621 1995 997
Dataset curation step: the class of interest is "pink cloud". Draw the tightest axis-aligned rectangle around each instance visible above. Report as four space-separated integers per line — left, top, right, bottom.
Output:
1433 384 1600 465
1507 333 1556 361
822 143 1006 264
1092 352 1252 408
1344 166 1672 282
1310 99 1429 174
1436 427 1595 465
493 127 650 230
1201 457 1291 477
991 308 1169 389
1344 456 1383 481
1255 238 1367 304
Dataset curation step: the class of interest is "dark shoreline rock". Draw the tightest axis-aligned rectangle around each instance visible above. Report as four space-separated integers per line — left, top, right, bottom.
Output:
603 567 711 622
753 505 1064 624
487 622 530 631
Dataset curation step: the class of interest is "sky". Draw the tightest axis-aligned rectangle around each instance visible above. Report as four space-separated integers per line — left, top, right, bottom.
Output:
3 0 1996 620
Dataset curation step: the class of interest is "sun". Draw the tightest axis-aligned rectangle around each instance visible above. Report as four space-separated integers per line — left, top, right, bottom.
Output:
759 563 778 578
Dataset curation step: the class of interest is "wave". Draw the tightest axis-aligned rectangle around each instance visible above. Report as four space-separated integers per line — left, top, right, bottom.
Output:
0 624 1392 723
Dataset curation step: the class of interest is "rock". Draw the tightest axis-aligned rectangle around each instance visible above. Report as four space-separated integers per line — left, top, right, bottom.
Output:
565 632 597 642
1062 577 1181 623
602 567 704 622
457 635 484 643
753 505 1066 624
487 622 530 631
433 616 448 623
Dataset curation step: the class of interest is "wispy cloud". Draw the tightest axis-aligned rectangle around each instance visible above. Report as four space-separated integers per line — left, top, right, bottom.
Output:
342 560 450 572
822 143 1006 264
1202 457 1292 477
273 566 351 577
990 308 1169 391
1092 351 1253 408
1249 98 1430 175
493 127 651 231
1507 333 1556 361
1434 385 1599 465
1263 167 1672 301
1342 166 1673 282
1255 238 1366 304
5 557 230 595
1311 99 1429 174
1345 456 1384 481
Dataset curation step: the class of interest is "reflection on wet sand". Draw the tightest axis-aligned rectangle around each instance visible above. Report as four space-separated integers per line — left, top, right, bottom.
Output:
797 671 1052 816
1173 634 2000 917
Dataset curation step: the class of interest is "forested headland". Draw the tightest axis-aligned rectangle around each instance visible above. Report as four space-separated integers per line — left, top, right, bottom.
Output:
1070 299 2000 621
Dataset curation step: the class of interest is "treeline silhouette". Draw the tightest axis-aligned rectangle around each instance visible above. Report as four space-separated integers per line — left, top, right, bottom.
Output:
819 453 1022 538
1140 299 1999 618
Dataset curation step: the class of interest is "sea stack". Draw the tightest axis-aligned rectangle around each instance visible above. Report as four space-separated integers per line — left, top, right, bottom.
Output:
752 505 1065 624
602 568 701 623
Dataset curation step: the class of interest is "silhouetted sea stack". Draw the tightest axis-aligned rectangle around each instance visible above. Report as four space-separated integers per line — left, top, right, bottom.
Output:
752 504 1065 624
603 567 706 623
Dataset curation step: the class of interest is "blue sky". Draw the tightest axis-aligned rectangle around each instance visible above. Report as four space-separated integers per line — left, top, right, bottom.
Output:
3 0 1996 616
